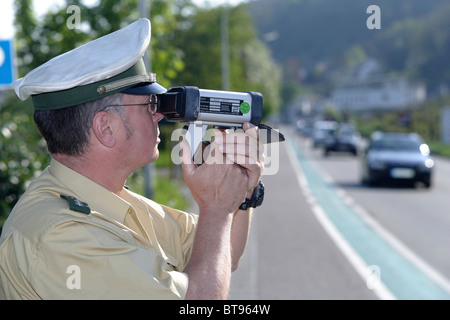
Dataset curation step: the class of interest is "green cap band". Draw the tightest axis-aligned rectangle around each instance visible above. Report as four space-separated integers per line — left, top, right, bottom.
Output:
31 59 148 110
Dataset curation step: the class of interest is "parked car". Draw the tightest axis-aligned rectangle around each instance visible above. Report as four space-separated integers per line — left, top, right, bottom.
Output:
312 120 338 148
361 132 434 188
324 124 361 156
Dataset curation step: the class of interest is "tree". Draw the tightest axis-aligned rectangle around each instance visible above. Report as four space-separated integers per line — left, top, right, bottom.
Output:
0 91 49 226
14 0 186 86
172 4 281 116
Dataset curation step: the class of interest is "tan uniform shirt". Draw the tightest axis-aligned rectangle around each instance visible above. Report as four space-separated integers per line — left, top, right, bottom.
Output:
0 159 198 299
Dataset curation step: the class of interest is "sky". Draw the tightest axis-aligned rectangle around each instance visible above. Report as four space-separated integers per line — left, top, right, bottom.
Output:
0 0 247 39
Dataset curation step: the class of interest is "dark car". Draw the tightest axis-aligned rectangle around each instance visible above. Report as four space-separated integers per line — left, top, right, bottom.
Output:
312 120 338 148
361 132 434 188
324 124 361 156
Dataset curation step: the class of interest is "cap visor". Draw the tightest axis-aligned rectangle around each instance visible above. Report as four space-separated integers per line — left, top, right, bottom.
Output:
121 82 167 95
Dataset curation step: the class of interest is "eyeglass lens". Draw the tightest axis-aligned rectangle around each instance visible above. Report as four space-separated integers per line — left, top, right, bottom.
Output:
149 94 158 114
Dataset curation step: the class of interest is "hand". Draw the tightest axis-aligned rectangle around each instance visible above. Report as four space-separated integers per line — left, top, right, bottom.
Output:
215 122 265 195
180 122 264 214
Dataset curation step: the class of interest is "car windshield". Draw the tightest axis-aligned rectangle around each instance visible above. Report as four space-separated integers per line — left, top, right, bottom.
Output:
338 129 354 137
371 138 420 151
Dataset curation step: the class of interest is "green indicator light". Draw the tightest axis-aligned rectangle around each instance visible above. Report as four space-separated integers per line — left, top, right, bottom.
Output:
240 102 250 114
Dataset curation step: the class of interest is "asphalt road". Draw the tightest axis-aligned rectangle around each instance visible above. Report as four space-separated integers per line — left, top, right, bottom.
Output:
228 125 450 300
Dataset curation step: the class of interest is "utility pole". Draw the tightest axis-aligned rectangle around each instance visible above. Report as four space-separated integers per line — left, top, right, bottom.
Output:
221 6 230 91
140 0 154 199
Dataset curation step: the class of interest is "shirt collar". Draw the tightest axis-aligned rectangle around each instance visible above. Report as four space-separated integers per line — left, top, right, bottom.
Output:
48 158 131 223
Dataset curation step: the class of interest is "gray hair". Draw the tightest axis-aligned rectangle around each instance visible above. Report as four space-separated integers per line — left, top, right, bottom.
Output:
33 93 132 156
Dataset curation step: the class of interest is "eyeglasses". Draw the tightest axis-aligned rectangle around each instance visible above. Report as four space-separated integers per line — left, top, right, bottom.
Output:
106 94 158 115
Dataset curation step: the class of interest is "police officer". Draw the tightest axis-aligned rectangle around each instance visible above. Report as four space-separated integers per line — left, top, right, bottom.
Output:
0 19 264 299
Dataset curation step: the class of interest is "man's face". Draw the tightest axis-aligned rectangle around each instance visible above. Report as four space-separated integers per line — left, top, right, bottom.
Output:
119 93 164 168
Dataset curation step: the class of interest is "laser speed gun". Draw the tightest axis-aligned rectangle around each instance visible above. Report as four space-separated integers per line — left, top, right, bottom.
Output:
157 86 284 158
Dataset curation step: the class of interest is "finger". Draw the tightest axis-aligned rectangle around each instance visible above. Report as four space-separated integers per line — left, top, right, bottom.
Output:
226 154 260 166
179 137 196 177
226 144 263 165
243 122 259 140
211 128 228 144
217 134 264 162
243 122 256 131
231 158 264 191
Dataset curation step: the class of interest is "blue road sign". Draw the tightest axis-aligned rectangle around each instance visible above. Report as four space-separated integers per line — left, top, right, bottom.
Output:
0 40 16 88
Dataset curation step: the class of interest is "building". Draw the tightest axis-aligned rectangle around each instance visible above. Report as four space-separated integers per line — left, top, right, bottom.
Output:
330 59 427 112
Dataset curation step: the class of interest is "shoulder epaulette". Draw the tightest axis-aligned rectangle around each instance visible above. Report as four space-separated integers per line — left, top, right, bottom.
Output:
60 195 91 214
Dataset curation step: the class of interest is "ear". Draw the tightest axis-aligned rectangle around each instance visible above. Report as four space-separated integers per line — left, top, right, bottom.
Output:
91 111 116 148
